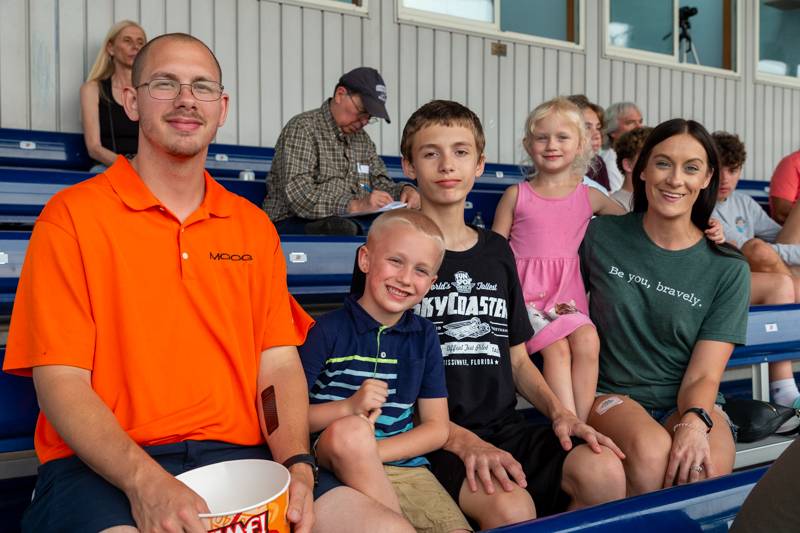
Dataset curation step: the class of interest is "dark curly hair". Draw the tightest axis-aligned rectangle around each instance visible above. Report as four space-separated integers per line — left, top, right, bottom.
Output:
613 127 653 174
711 131 747 170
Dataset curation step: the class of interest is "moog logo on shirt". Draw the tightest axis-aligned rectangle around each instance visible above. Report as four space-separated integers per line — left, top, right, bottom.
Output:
209 251 254 261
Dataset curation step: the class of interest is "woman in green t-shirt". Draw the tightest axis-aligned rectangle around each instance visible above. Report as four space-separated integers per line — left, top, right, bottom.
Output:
580 118 750 497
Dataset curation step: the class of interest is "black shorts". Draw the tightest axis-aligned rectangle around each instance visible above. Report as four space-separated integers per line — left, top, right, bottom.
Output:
428 420 579 517
21 440 341 533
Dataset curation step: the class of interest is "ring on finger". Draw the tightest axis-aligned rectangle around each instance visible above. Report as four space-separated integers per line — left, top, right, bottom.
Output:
691 464 704 473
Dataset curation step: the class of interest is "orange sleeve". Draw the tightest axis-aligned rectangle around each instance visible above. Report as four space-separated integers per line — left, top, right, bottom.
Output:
260 230 314 351
769 153 800 202
3 206 96 377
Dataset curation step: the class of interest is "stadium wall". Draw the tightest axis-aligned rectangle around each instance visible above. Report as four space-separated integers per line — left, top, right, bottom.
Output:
0 0 798 180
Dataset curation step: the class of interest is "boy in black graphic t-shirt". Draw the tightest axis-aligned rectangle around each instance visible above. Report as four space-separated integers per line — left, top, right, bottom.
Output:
354 101 626 529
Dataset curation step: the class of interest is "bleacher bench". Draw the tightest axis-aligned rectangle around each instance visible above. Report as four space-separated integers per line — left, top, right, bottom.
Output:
484 466 766 532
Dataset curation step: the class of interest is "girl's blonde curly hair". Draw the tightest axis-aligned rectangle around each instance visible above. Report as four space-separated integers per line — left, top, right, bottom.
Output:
521 97 593 180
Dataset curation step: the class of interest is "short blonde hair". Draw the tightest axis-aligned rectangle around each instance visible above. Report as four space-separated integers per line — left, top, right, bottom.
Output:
86 20 147 84
522 97 593 179
367 209 445 269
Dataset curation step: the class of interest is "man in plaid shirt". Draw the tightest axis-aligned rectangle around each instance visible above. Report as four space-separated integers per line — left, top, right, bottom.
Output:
264 67 419 235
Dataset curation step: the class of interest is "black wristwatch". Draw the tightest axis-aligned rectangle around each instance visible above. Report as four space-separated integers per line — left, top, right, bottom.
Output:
684 407 714 433
283 453 319 486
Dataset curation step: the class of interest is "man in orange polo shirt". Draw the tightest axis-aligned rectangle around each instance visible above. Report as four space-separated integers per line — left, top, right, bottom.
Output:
3 33 412 533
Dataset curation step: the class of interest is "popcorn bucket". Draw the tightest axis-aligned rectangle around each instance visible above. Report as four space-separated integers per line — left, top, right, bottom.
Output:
176 459 291 533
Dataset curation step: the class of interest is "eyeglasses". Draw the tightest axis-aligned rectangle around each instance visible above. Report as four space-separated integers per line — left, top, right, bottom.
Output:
136 78 224 102
346 91 378 125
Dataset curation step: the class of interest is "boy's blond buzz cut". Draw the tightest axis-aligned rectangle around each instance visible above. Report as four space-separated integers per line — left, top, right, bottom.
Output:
400 100 485 164
367 208 446 269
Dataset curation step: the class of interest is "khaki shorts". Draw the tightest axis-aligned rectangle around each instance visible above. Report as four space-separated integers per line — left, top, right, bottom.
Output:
384 465 472 533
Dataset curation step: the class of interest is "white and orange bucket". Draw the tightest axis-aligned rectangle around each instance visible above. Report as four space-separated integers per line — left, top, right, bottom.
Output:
177 459 291 533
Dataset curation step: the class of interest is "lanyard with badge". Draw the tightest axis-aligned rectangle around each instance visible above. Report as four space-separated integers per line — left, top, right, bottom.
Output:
357 163 371 194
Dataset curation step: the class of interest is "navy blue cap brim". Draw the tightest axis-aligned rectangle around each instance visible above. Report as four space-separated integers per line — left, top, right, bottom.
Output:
362 96 390 123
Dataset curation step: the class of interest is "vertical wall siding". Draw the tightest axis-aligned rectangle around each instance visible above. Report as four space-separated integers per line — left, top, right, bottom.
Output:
1 0 799 179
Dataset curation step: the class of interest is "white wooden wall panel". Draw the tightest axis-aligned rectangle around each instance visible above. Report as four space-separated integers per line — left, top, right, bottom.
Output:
2 0 799 178
58 0 85 132
302 9 324 115
213 0 238 144
482 38 499 164
529 47 544 119
379 0 398 156
498 42 515 165
512 44 529 164
114 0 138 24
658 69 671 123
793 92 800 154
450 33 467 106
465 35 483 121
0 1 27 128
342 15 361 73
584 0 600 103
571 53 585 96
189 0 213 70
557 51 571 96
165 0 190 34
622 63 635 103
542 48 558 101
398 24 417 137
259 1 281 145
237 0 260 145
140 0 166 36
597 57 611 108
321 11 342 101
670 70 682 121
416 27 434 107
30 0 57 131
433 30 451 100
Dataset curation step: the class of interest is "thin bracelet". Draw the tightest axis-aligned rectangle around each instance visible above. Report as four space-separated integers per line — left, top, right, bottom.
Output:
672 422 710 439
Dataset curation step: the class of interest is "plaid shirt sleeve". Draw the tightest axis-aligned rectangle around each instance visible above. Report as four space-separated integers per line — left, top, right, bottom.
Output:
279 121 353 219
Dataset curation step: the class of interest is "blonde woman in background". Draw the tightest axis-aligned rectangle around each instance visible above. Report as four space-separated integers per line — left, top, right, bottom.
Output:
79 20 146 169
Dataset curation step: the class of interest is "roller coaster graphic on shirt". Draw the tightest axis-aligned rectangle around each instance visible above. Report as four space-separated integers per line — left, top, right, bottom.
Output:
442 317 492 340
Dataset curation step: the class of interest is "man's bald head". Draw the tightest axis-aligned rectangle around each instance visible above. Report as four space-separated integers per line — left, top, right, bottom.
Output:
131 33 222 86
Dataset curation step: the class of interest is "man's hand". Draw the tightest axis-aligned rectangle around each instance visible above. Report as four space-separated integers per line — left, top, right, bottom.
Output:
448 427 527 494
348 190 393 213
400 186 421 209
286 464 316 533
346 378 388 416
126 466 210 533
551 411 626 459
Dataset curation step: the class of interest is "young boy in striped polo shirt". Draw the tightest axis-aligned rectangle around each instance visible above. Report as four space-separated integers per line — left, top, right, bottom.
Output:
299 208 471 533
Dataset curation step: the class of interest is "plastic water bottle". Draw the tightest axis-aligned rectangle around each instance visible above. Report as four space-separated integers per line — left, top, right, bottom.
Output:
472 212 485 228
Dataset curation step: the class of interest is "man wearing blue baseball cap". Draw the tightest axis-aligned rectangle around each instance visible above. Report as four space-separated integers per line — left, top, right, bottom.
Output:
265 67 420 235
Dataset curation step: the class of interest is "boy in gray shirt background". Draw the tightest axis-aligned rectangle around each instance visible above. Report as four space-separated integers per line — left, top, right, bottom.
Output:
712 131 800 409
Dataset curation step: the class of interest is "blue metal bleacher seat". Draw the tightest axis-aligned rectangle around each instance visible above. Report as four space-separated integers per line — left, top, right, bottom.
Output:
0 232 27 316
205 143 274 178
0 128 91 170
0 167 267 226
0 349 37 456
736 179 770 211
484 466 766 533
0 128 277 180
281 235 364 304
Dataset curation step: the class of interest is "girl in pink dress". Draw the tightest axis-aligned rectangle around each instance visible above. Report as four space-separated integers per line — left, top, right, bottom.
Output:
493 97 626 421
